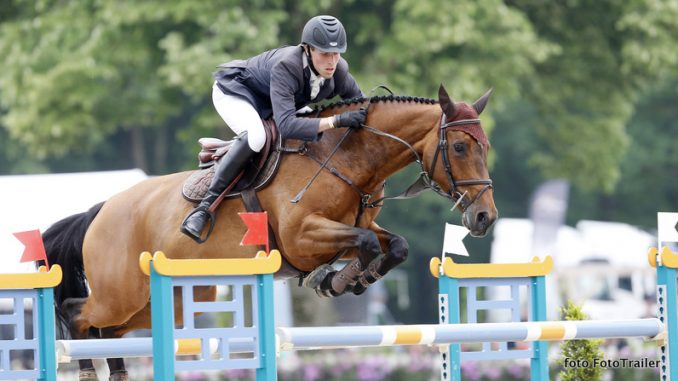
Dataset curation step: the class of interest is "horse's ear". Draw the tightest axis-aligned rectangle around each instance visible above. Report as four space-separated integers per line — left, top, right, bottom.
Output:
473 88 493 115
438 84 457 117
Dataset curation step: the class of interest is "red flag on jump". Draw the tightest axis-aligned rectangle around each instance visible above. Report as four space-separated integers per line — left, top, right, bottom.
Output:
239 212 269 254
13 229 49 270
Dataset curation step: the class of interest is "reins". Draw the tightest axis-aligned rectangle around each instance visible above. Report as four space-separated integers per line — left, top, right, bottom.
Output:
290 127 354 204
287 101 493 219
289 87 390 206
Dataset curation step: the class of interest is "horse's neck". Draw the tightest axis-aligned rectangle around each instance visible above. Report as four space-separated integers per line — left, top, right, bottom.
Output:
331 102 440 192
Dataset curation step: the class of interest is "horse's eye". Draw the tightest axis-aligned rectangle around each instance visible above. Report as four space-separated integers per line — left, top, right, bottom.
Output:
453 143 465 153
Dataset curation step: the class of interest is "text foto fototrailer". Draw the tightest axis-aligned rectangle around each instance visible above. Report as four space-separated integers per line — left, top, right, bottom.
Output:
563 358 660 369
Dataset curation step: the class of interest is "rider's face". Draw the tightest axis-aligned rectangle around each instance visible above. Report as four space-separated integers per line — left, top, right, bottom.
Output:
308 47 340 79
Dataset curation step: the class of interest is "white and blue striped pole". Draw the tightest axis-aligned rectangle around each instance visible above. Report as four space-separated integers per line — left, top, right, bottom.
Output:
276 319 663 349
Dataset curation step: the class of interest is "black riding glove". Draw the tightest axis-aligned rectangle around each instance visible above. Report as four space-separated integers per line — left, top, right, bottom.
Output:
334 108 367 129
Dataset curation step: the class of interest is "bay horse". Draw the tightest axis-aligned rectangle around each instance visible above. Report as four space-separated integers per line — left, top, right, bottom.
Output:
42 85 497 380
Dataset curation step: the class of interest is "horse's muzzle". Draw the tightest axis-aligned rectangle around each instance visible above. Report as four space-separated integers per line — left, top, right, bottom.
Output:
462 207 497 237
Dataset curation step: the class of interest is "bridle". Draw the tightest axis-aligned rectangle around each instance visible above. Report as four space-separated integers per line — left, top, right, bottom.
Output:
359 111 493 212
426 113 494 210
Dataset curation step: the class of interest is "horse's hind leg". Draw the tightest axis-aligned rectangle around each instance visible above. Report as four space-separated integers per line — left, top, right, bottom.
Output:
62 298 100 381
62 297 141 381
352 222 409 295
101 328 128 381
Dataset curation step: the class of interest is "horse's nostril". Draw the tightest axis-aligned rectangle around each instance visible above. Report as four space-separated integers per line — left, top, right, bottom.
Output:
477 211 489 225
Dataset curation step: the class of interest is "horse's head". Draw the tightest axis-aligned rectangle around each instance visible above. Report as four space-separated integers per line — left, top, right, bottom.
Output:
422 84 498 236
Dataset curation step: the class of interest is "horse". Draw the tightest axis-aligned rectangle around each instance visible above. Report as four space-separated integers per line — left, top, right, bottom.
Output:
42 84 497 380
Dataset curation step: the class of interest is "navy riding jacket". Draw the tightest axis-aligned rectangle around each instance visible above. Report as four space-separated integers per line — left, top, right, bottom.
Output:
213 45 363 141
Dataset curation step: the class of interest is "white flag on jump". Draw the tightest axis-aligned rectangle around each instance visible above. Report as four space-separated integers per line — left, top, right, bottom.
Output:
658 212 678 243
442 223 470 257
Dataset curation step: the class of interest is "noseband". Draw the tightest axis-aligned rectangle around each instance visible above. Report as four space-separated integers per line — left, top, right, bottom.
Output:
426 113 493 211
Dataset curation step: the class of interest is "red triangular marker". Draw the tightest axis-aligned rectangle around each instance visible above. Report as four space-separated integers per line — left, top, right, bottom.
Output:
239 212 269 254
13 229 49 270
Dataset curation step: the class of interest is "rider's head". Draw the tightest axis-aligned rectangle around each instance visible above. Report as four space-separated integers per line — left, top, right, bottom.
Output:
301 15 346 79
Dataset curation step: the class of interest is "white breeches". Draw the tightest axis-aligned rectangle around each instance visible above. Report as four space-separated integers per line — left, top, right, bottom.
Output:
212 83 266 152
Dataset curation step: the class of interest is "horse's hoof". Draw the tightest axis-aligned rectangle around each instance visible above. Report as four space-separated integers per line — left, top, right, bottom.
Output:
109 371 129 381
352 282 367 295
79 369 99 381
314 288 334 297
302 264 334 290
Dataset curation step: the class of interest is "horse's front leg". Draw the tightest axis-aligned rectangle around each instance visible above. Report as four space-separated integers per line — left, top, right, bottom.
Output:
351 222 409 295
293 215 383 297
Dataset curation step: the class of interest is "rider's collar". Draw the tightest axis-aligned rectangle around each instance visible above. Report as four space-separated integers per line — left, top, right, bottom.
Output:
302 47 321 77
302 52 325 99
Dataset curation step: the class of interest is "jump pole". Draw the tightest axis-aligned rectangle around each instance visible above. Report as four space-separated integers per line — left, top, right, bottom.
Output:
276 319 662 349
56 337 256 362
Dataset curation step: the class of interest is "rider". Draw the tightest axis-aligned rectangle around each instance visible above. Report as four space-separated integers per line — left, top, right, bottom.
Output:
181 15 368 241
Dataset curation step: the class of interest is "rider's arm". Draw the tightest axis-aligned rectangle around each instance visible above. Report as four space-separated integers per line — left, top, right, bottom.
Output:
270 62 335 139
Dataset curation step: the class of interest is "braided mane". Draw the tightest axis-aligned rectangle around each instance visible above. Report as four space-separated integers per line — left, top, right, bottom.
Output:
316 95 437 113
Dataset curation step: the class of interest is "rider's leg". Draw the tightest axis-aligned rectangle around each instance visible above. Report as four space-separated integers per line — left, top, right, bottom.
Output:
181 86 265 241
211 85 267 152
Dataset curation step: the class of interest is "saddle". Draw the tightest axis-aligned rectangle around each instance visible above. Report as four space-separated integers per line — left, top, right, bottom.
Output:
182 119 281 203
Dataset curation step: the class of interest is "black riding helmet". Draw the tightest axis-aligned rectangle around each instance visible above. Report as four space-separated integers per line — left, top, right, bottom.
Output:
301 15 347 53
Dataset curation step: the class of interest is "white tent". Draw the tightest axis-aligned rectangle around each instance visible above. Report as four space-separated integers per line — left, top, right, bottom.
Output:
490 218 655 267
489 218 656 320
0 169 148 273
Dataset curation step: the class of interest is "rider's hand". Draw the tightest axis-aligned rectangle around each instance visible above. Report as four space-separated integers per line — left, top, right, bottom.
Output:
334 108 367 129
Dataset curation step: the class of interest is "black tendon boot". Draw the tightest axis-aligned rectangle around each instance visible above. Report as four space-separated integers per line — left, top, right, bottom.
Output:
181 134 257 242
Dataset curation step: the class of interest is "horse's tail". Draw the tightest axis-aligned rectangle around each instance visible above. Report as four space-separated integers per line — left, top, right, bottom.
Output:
40 202 104 335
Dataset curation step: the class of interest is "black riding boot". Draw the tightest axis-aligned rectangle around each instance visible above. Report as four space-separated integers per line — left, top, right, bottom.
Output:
181 134 257 242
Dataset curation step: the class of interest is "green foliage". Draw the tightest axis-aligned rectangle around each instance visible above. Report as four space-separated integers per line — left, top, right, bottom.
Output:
372 0 556 99
2 0 677 185
558 301 604 381
592 80 678 226
0 1 284 172
507 1 678 191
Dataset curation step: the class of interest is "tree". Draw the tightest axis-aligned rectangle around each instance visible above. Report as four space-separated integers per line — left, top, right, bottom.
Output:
506 0 678 191
366 0 678 192
568 80 678 228
0 1 285 173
